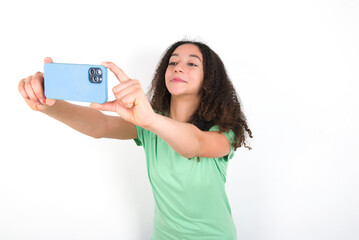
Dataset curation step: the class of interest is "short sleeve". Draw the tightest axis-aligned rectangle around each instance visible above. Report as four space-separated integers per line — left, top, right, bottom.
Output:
133 125 144 147
209 125 235 162
133 110 165 147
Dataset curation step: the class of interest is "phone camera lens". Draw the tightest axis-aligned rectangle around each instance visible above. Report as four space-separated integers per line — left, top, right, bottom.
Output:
89 68 102 83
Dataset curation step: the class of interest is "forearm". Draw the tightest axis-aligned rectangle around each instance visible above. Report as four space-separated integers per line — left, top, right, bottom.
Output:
146 114 200 158
41 100 107 138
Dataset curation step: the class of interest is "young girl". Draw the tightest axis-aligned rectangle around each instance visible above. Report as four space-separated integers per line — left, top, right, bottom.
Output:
18 40 253 240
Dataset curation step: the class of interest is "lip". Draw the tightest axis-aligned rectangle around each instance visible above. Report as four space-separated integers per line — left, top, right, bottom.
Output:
171 77 187 83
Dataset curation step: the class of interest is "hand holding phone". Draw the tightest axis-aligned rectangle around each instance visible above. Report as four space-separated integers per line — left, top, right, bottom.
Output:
90 62 156 128
18 57 56 111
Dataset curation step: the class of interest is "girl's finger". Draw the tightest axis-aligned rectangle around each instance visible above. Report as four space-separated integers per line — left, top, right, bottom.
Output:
119 93 136 109
31 72 46 104
24 77 40 104
44 57 53 64
112 79 139 95
90 101 117 112
18 78 30 99
114 83 140 102
101 62 130 83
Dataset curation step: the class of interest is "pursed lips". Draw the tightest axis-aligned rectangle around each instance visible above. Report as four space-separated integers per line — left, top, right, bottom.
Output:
171 77 187 83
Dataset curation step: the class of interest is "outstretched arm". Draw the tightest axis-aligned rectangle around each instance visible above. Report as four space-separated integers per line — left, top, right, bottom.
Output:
91 62 231 158
147 114 231 159
18 57 137 140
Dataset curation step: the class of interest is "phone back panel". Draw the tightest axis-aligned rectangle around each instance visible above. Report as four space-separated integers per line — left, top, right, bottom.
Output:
44 63 108 104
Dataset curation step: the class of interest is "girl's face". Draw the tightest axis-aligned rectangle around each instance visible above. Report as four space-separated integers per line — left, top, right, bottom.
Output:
165 44 204 97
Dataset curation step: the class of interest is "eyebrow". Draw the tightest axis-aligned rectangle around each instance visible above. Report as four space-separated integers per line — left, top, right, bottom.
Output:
171 53 202 61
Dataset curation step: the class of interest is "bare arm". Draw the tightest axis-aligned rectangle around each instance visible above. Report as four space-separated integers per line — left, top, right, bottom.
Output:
146 114 230 159
41 100 137 139
90 62 230 159
18 57 137 140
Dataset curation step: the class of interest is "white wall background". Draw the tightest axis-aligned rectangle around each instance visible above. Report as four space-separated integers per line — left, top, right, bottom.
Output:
1 0 358 239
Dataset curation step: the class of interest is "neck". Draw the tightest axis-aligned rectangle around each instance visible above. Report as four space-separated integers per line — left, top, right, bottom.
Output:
168 95 200 122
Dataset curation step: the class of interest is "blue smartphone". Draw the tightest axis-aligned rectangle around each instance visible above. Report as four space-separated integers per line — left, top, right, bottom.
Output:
44 63 108 104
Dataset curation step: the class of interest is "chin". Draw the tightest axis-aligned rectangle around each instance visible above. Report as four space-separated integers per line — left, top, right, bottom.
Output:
166 85 183 95
168 90 185 96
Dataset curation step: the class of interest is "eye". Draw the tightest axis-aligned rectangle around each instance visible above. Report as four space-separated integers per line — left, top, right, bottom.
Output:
169 62 177 66
188 63 198 67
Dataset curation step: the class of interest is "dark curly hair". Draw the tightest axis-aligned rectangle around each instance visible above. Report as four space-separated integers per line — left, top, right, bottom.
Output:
147 40 253 159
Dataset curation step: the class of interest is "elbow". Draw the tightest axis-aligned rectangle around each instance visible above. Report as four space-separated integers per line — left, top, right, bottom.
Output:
89 129 105 139
182 129 202 159
184 147 200 159
177 142 200 159
182 152 195 159
91 134 103 139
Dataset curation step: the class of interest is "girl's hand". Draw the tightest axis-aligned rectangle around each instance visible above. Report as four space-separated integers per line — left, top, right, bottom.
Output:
18 57 57 111
90 62 156 128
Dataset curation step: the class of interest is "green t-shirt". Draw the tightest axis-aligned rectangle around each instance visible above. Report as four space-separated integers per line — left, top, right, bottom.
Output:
133 113 237 240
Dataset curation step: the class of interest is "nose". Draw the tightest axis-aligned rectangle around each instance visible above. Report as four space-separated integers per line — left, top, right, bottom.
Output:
174 62 184 73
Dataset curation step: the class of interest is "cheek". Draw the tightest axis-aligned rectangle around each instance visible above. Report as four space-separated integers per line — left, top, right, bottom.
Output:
165 69 171 82
164 70 171 89
191 70 204 85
